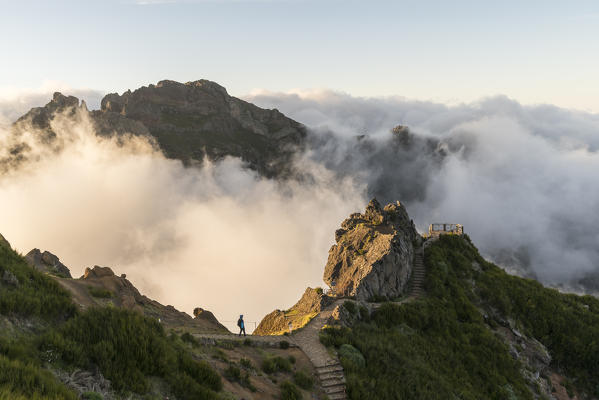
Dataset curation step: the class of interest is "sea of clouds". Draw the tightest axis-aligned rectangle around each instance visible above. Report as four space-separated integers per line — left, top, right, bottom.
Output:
1 86 598 331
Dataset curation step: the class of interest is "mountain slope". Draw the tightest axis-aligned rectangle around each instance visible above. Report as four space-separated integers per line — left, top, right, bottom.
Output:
320 234 599 400
0 237 223 399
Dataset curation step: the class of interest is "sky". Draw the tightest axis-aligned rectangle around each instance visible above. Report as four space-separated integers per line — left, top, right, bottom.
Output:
1 0 598 112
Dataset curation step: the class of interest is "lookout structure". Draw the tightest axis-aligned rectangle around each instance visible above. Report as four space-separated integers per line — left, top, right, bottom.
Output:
428 223 464 237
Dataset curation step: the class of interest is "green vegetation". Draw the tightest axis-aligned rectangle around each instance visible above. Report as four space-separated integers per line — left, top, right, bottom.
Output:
343 300 357 315
41 307 222 396
338 344 365 369
239 358 253 369
279 340 290 349
280 380 302 400
293 370 314 390
181 332 200 348
320 235 599 399
0 355 77 399
224 364 256 392
0 243 76 320
0 240 223 399
262 356 292 374
87 286 112 299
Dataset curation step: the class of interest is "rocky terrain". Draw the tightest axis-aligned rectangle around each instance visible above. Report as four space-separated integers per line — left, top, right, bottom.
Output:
323 198 419 301
25 248 72 278
254 287 332 335
21 244 227 334
6 79 306 177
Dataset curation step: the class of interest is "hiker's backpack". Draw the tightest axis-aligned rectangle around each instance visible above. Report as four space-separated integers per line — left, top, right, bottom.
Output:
237 318 242 328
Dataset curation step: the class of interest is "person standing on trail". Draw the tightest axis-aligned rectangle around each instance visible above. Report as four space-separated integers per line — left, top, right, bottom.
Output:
237 315 246 336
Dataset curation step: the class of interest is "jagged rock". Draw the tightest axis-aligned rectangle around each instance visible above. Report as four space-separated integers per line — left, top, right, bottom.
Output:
2 270 19 287
25 249 72 278
323 198 418 301
255 288 331 335
82 265 115 279
0 233 10 249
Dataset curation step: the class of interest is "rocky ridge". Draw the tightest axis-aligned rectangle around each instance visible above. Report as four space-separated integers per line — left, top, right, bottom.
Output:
7 79 306 177
323 198 419 301
8 240 227 333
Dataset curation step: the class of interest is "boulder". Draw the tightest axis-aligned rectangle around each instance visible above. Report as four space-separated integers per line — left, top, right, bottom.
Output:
323 198 418 301
25 249 72 278
82 266 115 279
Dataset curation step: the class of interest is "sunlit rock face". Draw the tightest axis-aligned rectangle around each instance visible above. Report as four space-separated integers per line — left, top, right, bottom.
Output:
323 198 419 301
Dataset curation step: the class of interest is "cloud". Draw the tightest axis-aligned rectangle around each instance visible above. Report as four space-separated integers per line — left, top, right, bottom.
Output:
2 86 599 332
0 106 364 332
0 82 104 125
247 90 599 289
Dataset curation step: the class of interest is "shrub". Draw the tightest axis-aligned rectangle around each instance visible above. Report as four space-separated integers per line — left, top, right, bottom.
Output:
280 381 302 400
87 286 112 298
0 244 76 320
338 344 365 370
262 356 292 374
293 370 314 390
343 301 357 315
181 332 199 348
239 358 253 369
41 307 222 396
288 355 296 364
279 340 290 349
224 365 241 382
0 355 77 399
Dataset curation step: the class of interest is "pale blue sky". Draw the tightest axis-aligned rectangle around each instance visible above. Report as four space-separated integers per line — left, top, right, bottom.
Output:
1 0 598 111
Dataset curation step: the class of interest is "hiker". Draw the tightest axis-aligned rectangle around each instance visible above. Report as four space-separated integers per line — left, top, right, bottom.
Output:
237 314 246 336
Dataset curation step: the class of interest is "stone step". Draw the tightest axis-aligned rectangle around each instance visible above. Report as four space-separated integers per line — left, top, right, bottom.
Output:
319 371 345 381
328 393 347 400
324 383 346 395
321 377 346 387
316 364 344 374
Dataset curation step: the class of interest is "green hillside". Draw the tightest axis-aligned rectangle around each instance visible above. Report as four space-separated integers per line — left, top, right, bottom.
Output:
0 239 222 399
320 235 599 399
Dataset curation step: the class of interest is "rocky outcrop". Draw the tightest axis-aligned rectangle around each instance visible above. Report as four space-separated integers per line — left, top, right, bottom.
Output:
82 265 115 279
50 263 227 333
8 79 306 177
2 270 19 287
25 249 72 278
323 199 419 301
254 288 332 335
193 307 222 327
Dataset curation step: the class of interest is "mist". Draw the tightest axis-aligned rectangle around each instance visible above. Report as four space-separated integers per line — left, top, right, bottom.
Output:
2 88 599 331
247 90 599 289
0 106 365 332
